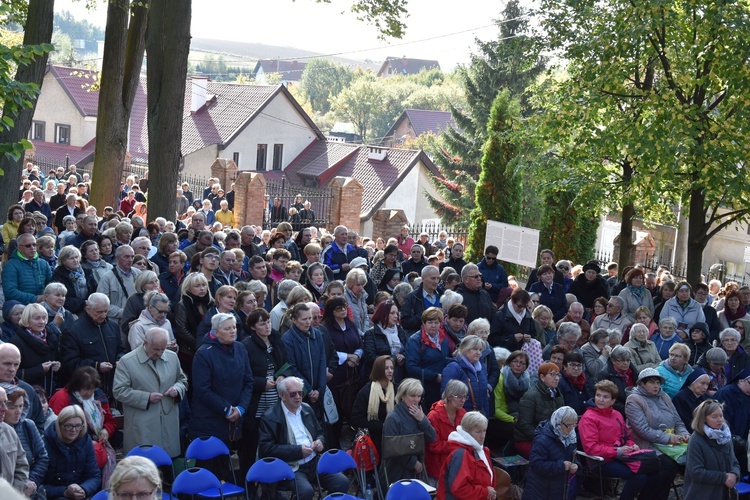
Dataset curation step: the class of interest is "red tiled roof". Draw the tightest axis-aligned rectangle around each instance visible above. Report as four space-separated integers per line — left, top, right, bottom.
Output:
253 60 307 81
48 65 100 116
383 109 455 144
376 57 441 77
32 138 96 165
283 140 438 219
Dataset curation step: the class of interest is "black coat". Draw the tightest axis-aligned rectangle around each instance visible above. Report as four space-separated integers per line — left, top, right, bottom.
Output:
50 265 98 315
489 304 537 350
400 284 442 333
525 268 565 291
362 323 408 379
258 401 325 461
567 274 609 309
10 325 61 393
455 284 494 324
595 358 638 417
241 330 291 419
53 205 83 234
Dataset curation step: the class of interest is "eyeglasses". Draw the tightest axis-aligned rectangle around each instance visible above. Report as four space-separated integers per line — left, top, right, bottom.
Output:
62 424 83 431
561 421 577 430
114 489 157 500
334 305 348 311
485 256 496 261
452 394 468 401
510 359 528 366
287 391 304 398
151 307 169 315
467 274 482 279
19 243 37 248
567 363 583 369
547 373 562 378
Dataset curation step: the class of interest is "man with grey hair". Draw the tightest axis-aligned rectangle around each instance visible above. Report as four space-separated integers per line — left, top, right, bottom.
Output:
215 251 238 287
23 189 52 226
0 386 29 492
53 192 82 233
456 263 494 324
258 376 349 500
1 233 52 305
543 321 584 360
401 265 442 332
591 296 633 334
113 327 188 457
176 188 189 215
240 225 260 259
270 280 299 331
61 293 123 397
96 244 141 320
66 215 100 249
321 225 358 281
0 344 46 431
555 301 592 346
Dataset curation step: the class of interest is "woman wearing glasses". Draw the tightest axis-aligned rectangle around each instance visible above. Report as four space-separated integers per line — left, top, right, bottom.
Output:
513 362 564 458
557 352 592 416
107 456 162 500
523 406 579 500
127 292 177 351
42 405 101 499
426 379 468 482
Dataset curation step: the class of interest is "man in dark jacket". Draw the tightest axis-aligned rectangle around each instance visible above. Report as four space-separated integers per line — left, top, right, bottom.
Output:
477 245 508 304
455 264 494 324
60 293 124 398
321 225 358 281
715 368 750 478
693 282 722 342
401 266 442 333
65 216 100 250
258 377 348 500
280 317 328 419
24 190 53 227
53 194 83 234
401 244 429 277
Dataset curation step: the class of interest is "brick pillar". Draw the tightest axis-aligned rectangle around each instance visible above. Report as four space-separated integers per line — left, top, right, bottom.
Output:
328 176 363 233
371 209 409 241
234 172 266 228
210 158 238 191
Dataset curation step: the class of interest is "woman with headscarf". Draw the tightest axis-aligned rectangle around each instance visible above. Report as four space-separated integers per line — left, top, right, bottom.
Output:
672 367 710 433
523 406 579 500
437 411 496 500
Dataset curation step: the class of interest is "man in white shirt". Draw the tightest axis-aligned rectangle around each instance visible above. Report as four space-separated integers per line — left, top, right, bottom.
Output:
257 377 348 500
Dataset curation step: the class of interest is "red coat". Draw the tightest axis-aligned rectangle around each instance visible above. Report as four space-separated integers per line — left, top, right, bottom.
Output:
426 400 466 478
49 386 117 437
436 440 493 500
578 405 635 461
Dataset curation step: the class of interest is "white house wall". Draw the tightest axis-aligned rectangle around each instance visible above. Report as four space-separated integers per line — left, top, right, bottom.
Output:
34 73 92 146
226 95 318 172
183 144 220 176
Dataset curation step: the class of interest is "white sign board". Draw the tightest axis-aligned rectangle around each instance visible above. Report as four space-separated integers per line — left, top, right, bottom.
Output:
484 220 540 268
745 246 750 263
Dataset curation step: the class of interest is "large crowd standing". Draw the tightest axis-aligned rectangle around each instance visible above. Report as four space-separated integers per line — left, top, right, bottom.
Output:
0 163 748 499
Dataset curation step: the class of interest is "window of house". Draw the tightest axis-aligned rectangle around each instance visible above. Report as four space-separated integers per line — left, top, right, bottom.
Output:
55 124 71 145
233 152 240 167
272 144 283 171
31 121 45 141
256 144 267 171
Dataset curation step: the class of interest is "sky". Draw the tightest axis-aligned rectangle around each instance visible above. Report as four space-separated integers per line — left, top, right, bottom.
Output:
54 0 510 70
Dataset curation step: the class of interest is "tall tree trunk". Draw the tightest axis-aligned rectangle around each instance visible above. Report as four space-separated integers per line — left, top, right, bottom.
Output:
616 160 634 276
0 0 55 216
686 184 707 285
146 0 192 222
90 0 149 212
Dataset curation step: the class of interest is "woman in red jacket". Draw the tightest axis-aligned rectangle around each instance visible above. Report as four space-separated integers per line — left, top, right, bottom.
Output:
437 411 496 500
578 380 659 500
426 379 468 481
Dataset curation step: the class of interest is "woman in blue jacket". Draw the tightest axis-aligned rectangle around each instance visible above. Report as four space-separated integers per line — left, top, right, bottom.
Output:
406 307 453 411
441 335 490 416
42 405 101 500
523 406 579 500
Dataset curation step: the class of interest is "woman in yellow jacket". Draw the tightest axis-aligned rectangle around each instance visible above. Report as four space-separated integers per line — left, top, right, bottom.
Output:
1 204 24 245
215 200 235 229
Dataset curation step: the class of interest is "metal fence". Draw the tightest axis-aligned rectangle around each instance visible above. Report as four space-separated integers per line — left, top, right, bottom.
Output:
407 223 469 246
264 178 334 230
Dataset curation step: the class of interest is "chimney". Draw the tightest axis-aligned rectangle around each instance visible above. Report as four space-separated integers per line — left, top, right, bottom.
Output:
367 146 387 162
191 77 209 113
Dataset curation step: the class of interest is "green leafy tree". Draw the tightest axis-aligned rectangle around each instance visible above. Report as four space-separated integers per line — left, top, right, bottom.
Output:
299 58 353 114
331 75 385 141
537 0 750 283
466 90 521 265
0 0 55 214
49 31 78 65
426 0 547 226
538 187 600 265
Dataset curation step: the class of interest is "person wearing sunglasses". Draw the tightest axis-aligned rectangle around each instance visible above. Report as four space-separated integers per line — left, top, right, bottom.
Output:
477 245 509 304
2 232 52 306
42 405 101 499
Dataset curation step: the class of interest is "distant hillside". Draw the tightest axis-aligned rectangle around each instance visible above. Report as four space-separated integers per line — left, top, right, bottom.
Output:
190 37 380 71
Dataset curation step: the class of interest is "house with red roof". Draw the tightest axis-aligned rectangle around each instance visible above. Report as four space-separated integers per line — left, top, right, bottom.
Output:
381 109 456 147
376 56 441 78
252 59 307 86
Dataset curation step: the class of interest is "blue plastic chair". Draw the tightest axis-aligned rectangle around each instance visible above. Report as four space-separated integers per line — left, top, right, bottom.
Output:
91 491 109 500
385 479 431 500
245 457 297 500
185 437 245 498
172 467 224 499
323 494 363 500
127 444 175 500
736 482 750 497
316 449 357 495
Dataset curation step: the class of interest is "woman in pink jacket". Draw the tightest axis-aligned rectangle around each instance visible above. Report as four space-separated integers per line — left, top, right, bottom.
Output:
578 380 659 500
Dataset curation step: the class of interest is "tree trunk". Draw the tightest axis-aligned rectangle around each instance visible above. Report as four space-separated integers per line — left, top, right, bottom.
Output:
0 0 55 216
146 0 192 222
616 160 634 277
686 185 707 285
89 0 149 212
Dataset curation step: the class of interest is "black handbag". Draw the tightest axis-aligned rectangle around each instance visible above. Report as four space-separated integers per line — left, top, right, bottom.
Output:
381 432 425 460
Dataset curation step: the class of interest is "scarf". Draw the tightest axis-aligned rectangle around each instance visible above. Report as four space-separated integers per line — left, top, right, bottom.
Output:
449 427 493 480
87 259 101 268
367 381 394 421
613 364 635 387
143 308 167 327
509 306 526 325
187 290 212 307
563 370 587 391
704 423 732 445
380 324 402 356
74 390 104 434
69 267 88 299
501 365 530 399
724 304 748 323
551 407 578 447
26 328 46 344
627 284 645 298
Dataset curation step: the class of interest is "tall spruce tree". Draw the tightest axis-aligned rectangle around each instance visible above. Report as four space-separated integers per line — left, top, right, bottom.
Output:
426 0 546 226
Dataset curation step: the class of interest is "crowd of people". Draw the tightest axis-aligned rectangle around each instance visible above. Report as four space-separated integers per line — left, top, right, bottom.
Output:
0 164 748 498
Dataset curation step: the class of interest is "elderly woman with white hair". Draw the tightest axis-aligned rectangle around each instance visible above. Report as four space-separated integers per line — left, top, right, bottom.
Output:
437 411 497 500
624 322 661 373
41 282 76 336
9 303 62 393
106 455 162 500
345 268 370 334
51 245 98 315
441 335 491 416
716 327 750 381
190 312 253 479
127 292 177 351
650 316 681 360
